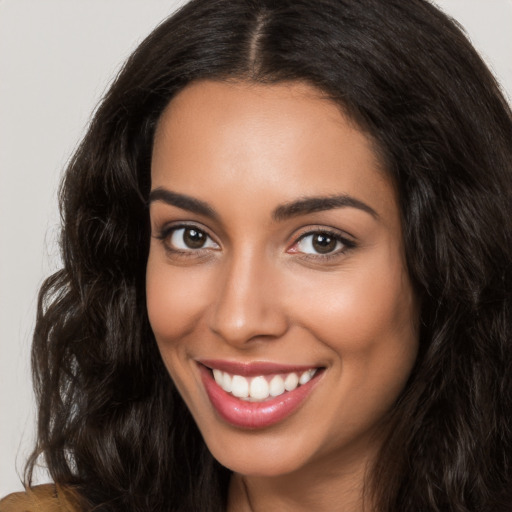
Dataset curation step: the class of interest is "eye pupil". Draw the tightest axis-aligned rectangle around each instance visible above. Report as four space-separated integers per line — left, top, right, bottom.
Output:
184 228 206 248
312 233 337 254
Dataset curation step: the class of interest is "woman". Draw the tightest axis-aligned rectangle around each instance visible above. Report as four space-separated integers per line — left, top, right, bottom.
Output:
1 0 511 510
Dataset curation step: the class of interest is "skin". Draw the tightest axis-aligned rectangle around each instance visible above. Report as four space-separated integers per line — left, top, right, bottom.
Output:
146 80 419 511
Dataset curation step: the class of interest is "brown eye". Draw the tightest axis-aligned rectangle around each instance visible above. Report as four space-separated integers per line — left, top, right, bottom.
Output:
294 231 350 256
183 228 206 248
168 227 219 251
312 233 338 254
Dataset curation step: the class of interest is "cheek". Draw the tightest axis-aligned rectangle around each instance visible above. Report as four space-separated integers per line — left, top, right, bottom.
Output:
323 271 415 350
287 251 418 383
296 261 418 443
145 252 216 408
146 251 212 350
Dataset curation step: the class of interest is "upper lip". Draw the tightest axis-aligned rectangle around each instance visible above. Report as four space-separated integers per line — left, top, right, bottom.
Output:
198 359 321 377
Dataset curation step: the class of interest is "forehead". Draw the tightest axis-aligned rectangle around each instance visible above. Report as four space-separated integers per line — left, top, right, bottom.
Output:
151 80 398 226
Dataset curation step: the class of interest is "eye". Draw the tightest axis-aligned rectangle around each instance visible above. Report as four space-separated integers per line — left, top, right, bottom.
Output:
164 226 219 251
291 230 354 256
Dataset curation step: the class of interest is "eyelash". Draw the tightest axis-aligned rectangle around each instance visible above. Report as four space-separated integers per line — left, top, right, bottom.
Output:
290 229 356 260
154 223 219 258
154 223 356 260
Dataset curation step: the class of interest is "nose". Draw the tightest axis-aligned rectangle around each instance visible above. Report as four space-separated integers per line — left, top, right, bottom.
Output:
208 251 289 347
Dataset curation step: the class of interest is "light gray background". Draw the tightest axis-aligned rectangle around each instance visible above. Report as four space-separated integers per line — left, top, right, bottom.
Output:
1 0 511 497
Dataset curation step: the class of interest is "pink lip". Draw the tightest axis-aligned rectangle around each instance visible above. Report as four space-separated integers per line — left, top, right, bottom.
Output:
198 363 323 429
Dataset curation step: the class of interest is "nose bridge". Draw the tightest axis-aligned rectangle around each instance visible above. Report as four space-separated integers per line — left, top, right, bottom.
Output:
209 246 287 345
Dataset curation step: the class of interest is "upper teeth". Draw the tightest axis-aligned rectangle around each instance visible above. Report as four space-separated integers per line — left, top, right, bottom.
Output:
212 369 317 401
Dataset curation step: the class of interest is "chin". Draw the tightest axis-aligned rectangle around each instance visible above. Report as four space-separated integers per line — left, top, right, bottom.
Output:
208 440 309 477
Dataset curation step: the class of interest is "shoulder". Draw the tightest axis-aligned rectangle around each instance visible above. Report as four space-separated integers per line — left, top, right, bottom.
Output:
0 484 83 512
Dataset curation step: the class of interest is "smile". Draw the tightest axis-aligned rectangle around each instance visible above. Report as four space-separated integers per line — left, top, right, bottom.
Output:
198 360 324 429
212 368 317 401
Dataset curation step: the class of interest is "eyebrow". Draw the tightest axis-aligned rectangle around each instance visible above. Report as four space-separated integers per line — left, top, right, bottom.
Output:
272 195 378 221
148 188 218 220
148 187 378 221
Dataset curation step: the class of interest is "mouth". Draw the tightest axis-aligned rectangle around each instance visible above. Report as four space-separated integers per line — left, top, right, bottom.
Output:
197 360 324 429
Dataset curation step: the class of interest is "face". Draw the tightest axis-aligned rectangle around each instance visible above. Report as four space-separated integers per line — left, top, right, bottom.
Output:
147 80 418 478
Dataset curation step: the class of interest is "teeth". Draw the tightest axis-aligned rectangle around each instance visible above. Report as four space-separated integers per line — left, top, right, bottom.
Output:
222 372 232 393
231 375 249 398
284 372 299 391
213 369 223 386
299 369 315 385
211 368 318 401
269 375 285 397
250 376 269 400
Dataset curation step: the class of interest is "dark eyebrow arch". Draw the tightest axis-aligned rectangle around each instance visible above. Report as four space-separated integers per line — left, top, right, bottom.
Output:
148 188 378 223
272 195 378 221
148 188 218 220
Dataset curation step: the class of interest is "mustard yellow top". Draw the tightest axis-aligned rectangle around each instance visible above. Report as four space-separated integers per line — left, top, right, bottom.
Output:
0 485 83 512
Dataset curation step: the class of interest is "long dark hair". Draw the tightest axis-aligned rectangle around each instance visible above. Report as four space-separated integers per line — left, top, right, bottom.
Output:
26 0 512 510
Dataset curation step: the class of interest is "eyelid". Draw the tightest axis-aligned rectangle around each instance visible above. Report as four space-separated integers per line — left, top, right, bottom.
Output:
154 220 214 238
154 221 220 252
287 226 356 257
153 221 356 260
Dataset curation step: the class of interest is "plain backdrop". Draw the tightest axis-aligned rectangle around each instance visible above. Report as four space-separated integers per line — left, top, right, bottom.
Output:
1 0 511 497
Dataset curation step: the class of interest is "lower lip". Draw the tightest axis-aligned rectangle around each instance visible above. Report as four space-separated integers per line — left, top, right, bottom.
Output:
199 365 322 429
